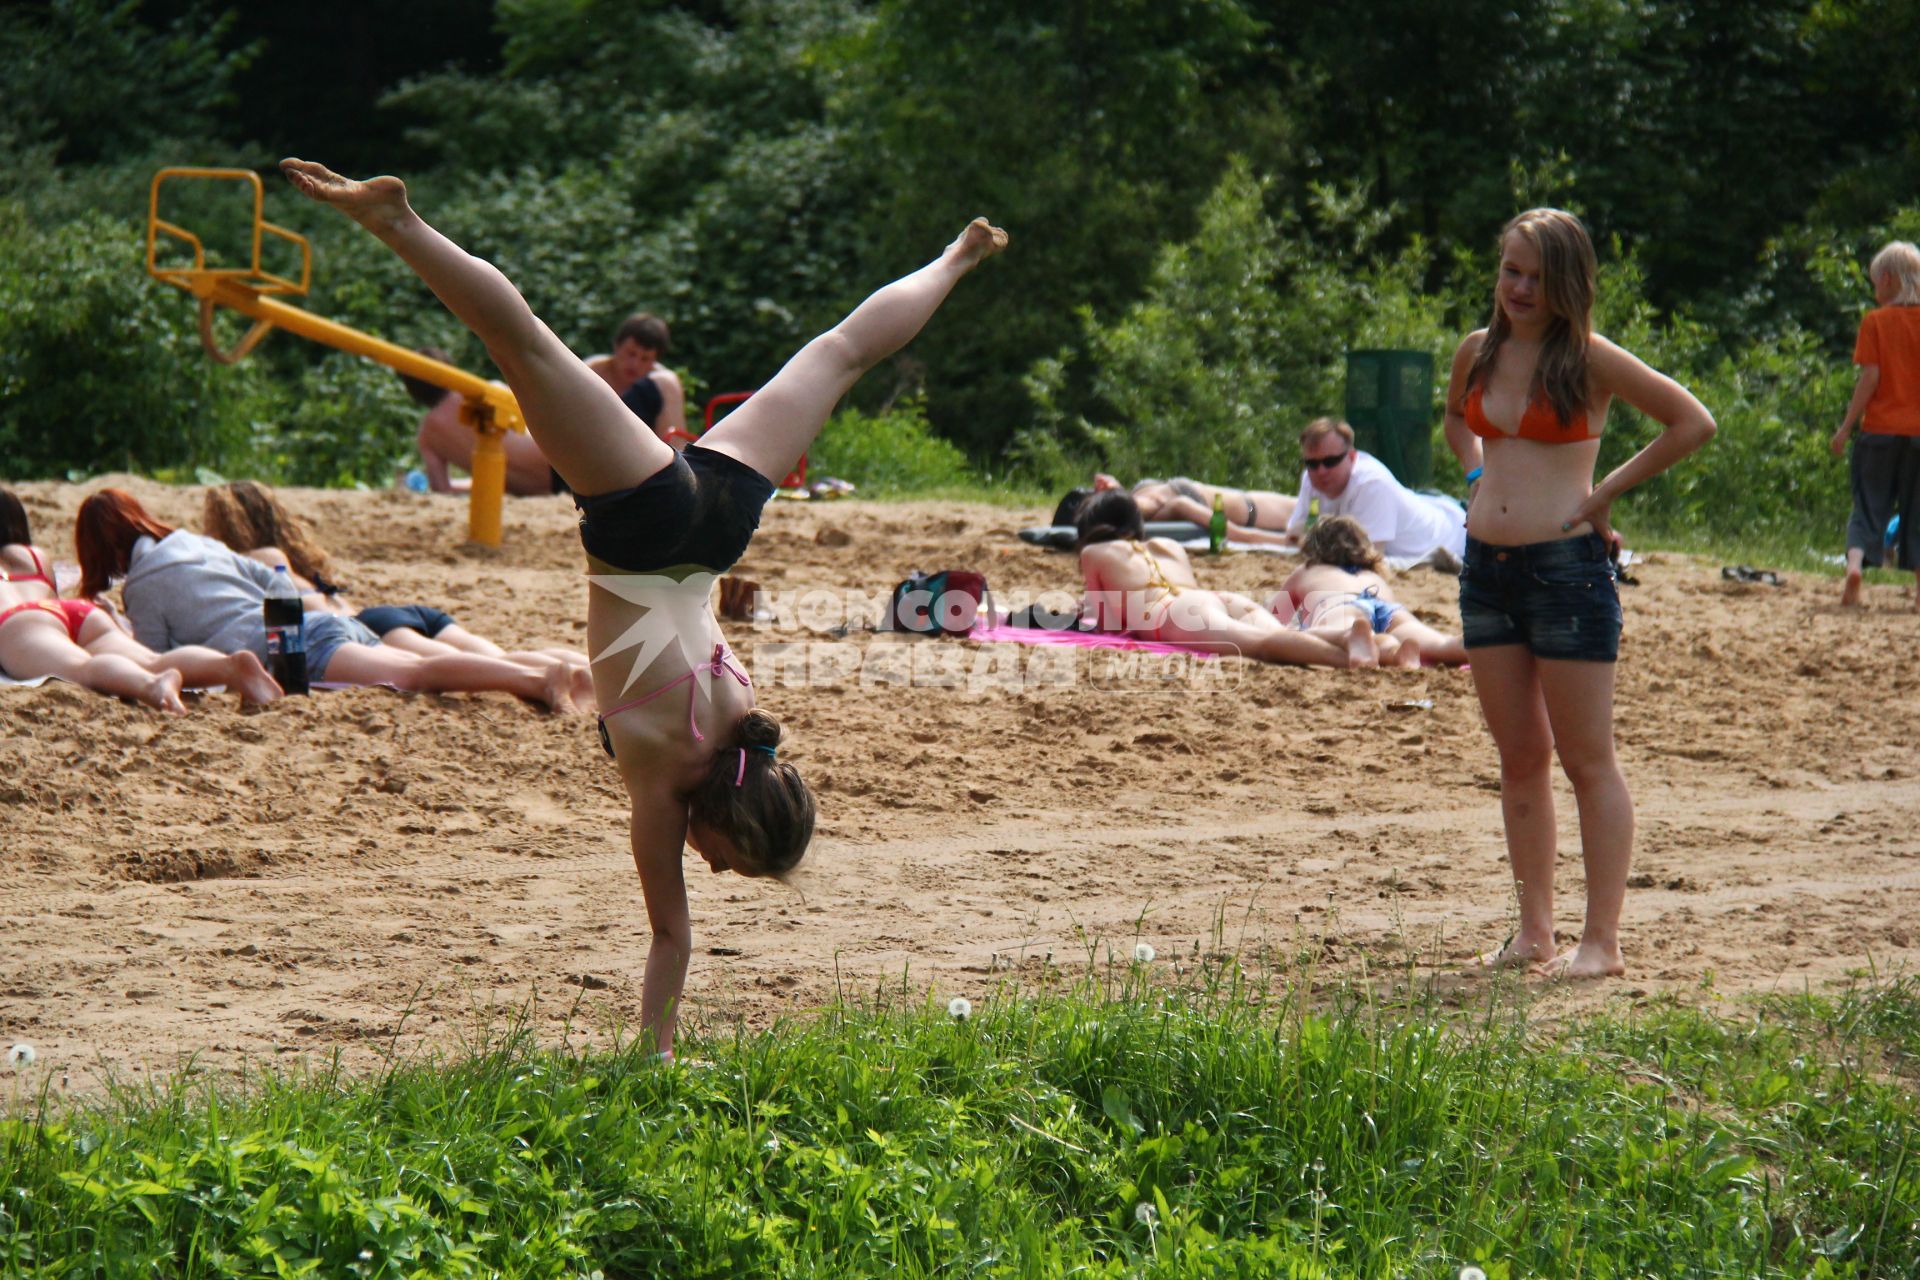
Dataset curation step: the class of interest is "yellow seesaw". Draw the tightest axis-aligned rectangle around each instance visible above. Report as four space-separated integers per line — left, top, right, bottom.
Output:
146 167 520 546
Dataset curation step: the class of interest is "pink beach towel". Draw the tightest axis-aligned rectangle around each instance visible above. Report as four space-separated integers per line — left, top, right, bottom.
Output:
968 618 1218 660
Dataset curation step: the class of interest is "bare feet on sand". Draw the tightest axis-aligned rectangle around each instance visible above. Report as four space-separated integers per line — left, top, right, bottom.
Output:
225 652 283 706
947 218 1009 269
1840 567 1863 607
568 662 597 713
1389 634 1422 669
1344 617 1378 669
1473 931 1556 971
280 158 412 232
141 669 188 715
1540 939 1627 980
539 663 582 715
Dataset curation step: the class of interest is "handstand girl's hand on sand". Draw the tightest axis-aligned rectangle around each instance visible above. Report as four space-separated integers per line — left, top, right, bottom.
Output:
284 156 1005 1056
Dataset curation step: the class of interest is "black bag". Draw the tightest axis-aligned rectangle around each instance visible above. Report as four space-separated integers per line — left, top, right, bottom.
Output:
887 570 990 635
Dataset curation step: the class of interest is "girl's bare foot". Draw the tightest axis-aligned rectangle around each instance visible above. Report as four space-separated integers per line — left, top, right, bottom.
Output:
1388 633 1422 668
1840 567 1863 607
946 217 1009 270
1540 939 1626 980
1473 931 1556 971
1345 617 1378 668
568 662 597 713
141 669 188 715
225 652 284 705
539 662 580 715
279 158 412 232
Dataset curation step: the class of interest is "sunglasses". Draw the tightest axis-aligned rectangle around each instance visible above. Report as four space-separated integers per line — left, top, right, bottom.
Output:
1303 451 1349 472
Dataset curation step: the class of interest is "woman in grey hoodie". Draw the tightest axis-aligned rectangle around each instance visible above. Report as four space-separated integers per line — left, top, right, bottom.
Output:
75 490 584 712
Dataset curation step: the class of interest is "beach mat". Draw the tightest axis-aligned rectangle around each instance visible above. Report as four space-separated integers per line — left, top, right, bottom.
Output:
969 617 1219 659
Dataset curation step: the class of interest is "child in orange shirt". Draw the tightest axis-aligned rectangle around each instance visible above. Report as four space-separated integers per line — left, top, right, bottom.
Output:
1832 241 1920 609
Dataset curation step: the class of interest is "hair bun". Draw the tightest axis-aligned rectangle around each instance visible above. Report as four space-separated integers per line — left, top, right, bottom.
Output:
738 708 782 751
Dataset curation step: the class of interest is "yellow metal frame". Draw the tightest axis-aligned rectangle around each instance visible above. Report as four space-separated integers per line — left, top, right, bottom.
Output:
146 167 523 546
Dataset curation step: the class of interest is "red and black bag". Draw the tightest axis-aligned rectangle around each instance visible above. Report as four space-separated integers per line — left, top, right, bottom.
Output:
886 569 990 635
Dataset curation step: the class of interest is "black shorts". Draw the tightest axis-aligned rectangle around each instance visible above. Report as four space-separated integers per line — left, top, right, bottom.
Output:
573 444 776 573
1458 533 1621 662
355 603 458 638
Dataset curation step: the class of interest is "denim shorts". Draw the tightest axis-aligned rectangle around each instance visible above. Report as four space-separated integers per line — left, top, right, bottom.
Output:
303 613 381 681
1458 533 1621 662
355 603 457 639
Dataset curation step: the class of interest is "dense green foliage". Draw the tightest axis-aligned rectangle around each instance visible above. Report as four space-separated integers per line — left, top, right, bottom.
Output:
5 0 1920 550
3 974 1917 1276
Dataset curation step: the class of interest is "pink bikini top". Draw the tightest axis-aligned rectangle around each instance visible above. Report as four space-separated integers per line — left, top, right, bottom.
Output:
597 642 751 742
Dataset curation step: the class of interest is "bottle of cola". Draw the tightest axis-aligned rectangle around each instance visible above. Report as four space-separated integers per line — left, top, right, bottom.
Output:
262 565 309 695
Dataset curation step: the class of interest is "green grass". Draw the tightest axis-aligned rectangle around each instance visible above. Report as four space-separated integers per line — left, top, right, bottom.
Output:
4 967 1917 1278
1626 518 1913 582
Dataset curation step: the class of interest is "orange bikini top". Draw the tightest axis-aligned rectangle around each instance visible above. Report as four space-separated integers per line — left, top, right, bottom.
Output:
1462 383 1599 443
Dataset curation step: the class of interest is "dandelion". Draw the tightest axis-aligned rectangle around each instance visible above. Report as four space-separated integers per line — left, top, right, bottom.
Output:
947 996 972 1021
1460 1268 1487 1280
1134 1201 1157 1226
1133 942 1156 964
6 1044 33 1069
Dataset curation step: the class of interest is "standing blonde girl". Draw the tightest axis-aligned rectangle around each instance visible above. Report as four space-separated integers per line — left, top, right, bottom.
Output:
1443 209 1714 978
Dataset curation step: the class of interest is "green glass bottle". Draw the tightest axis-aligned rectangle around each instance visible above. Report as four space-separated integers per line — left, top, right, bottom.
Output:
1208 492 1227 554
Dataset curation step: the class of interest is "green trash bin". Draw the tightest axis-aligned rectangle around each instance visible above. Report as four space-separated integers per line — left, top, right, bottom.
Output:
1344 349 1434 489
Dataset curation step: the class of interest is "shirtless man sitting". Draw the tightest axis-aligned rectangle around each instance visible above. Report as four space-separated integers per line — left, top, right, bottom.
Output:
586 312 688 444
401 347 562 495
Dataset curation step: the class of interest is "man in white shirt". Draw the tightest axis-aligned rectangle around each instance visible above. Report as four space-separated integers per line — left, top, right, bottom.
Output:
1282 417 1465 569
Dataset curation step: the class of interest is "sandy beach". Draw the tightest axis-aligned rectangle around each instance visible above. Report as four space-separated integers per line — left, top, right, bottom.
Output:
3 477 1917 1093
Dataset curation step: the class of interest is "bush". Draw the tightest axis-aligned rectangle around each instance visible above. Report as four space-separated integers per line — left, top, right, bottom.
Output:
251 351 420 489
0 205 277 480
1018 160 1456 494
809 397 979 494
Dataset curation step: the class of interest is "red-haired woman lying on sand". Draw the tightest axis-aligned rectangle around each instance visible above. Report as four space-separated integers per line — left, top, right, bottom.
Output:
200 480 593 707
0 488 281 711
280 156 1005 1057
75 488 583 711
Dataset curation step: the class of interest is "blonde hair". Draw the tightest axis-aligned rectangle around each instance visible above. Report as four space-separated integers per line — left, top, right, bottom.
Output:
1467 208 1597 427
1870 241 1920 305
1299 416 1355 448
200 481 339 588
1299 515 1383 574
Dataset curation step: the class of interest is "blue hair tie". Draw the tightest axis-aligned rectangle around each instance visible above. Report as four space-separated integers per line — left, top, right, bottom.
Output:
750 745 777 757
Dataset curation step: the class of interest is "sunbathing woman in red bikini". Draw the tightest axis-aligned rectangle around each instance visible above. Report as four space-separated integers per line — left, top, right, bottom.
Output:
283 157 1005 1057
0 488 282 711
